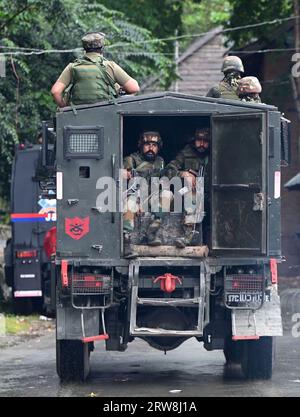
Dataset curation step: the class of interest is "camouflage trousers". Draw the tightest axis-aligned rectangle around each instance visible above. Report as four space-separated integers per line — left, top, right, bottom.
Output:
182 190 205 225
123 190 173 233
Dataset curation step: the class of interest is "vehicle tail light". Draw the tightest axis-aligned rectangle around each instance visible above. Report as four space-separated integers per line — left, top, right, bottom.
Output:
72 274 111 294
270 259 278 284
16 250 37 258
228 274 263 292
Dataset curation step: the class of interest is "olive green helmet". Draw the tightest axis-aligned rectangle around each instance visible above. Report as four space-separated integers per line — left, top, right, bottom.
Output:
221 56 244 74
81 32 105 50
237 76 262 95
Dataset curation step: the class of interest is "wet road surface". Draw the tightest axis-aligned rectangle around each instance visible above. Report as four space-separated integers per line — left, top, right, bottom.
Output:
0 328 300 397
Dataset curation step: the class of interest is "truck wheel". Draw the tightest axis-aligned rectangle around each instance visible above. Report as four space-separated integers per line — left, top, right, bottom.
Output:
56 339 90 381
13 298 34 315
241 337 274 379
223 338 243 364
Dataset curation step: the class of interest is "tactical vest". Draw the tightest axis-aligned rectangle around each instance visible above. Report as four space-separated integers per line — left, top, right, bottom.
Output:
218 80 239 100
181 145 210 195
128 153 164 179
68 56 118 105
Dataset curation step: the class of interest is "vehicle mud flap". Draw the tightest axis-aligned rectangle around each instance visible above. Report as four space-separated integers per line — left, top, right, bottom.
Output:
56 339 90 381
231 286 283 338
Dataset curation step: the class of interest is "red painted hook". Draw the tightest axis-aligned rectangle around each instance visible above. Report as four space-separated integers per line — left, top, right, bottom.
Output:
153 273 182 293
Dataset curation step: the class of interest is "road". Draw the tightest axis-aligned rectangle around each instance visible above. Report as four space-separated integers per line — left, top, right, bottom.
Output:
0 328 300 397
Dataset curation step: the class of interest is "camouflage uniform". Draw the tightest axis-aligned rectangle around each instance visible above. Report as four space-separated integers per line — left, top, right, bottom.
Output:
206 56 244 100
164 143 210 247
206 78 240 100
123 150 171 251
56 33 132 105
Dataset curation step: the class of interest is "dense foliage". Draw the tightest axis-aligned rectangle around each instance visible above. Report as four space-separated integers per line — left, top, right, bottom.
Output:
224 0 293 48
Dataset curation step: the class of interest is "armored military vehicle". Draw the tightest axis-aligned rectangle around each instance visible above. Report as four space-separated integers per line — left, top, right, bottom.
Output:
46 92 288 381
4 140 56 313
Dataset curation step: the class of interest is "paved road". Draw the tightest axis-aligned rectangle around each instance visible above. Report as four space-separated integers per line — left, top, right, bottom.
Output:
0 328 300 397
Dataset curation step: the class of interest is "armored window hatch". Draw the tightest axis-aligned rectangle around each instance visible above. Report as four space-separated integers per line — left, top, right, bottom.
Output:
63 126 104 159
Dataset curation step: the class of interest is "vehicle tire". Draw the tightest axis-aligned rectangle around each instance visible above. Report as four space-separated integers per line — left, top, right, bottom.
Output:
223 338 243 364
13 298 34 315
56 339 90 381
241 336 274 380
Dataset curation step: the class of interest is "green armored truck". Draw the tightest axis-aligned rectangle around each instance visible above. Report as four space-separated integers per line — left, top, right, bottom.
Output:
44 92 288 381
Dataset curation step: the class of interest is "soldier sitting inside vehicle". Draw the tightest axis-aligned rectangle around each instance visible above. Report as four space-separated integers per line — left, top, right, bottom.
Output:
123 131 172 257
237 76 263 103
164 127 210 248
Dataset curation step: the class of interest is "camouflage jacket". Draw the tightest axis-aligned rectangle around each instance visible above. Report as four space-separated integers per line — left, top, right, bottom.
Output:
164 144 210 192
123 152 164 179
206 80 240 100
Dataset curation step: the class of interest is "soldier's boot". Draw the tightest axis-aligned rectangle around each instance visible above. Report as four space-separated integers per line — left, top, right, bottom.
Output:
147 218 162 246
175 225 194 248
123 233 138 259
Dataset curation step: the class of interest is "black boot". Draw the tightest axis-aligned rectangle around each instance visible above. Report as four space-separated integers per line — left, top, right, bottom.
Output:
175 225 195 248
147 218 162 246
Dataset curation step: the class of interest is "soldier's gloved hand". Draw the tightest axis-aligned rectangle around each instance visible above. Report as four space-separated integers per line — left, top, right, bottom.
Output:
180 171 196 190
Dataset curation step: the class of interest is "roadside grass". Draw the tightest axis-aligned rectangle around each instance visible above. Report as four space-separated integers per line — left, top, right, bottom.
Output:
3 315 40 335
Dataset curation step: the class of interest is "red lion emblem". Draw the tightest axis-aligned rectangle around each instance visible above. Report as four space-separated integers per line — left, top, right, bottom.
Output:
65 217 90 240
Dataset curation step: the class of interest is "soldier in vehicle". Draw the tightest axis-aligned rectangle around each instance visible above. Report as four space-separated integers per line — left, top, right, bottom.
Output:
237 76 262 103
123 131 170 257
51 32 139 108
206 56 244 100
164 127 210 248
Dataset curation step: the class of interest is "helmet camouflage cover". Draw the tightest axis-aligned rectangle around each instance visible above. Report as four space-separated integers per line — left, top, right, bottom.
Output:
194 127 210 141
139 131 163 149
237 76 262 94
81 32 105 50
221 56 244 74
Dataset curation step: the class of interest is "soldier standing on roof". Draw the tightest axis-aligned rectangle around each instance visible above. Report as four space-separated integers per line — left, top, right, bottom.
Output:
51 32 140 108
237 76 263 103
206 56 244 100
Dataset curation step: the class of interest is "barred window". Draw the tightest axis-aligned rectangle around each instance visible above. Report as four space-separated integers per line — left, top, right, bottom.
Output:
64 126 104 159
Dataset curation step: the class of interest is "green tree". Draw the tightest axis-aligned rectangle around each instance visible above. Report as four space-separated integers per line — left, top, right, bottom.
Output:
181 0 231 50
224 0 293 48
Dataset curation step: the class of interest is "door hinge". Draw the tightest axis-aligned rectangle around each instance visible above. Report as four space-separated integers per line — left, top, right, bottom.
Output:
67 199 79 206
91 244 103 253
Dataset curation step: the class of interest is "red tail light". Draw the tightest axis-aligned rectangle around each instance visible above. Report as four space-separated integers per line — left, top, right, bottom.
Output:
82 275 103 288
16 250 37 258
270 259 278 284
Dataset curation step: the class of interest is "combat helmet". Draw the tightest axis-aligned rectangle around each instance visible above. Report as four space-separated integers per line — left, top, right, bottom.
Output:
138 131 163 150
82 32 106 51
237 76 262 95
188 127 210 143
221 56 244 74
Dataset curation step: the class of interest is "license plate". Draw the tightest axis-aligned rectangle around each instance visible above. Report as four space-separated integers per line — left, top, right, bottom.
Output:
226 292 271 303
